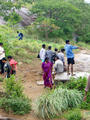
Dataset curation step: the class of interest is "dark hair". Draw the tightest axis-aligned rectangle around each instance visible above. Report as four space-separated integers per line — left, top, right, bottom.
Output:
55 56 59 59
0 43 3 46
2 57 7 61
17 31 19 33
48 46 51 50
42 44 46 48
61 48 65 52
55 48 58 52
8 56 12 59
45 57 49 62
66 40 70 44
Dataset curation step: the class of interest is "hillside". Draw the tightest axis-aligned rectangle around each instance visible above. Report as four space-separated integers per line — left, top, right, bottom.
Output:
0 0 90 120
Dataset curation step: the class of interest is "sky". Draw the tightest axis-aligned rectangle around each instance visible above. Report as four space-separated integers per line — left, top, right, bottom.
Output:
84 0 90 3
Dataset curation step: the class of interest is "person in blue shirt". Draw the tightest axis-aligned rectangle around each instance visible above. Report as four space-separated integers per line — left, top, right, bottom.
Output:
65 40 79 76
17 31 23 40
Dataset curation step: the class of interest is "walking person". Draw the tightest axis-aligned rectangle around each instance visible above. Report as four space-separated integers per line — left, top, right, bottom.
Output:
8 56 18 75
42 57 53 89
45 46 54 63
0 43 5 74
40 44 46 62
2 58 11 78
17 31 23 40
65 40 79 76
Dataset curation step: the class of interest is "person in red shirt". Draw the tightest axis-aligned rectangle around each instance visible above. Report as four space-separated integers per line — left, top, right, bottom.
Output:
7 56 18 75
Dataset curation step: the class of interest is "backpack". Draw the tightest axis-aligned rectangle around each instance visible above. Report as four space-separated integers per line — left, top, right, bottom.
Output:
20 33 23 37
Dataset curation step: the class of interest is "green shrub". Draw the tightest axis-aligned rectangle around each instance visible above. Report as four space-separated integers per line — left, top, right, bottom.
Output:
0 97 31 115
35 88 83 119
65 109 82 120
3 75 24 97
65 77 87 92
0 76 32 114
80 102 90 110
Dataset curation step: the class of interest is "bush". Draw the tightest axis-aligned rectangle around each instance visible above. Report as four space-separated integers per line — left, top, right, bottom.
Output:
35 88 83 119
65 109 82 120
3 75 24 97
0 97 31 115
0 76 32 115
65 77 87 92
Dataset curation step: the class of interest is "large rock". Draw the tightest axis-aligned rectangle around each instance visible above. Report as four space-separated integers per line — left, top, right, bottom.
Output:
54 72 89 82
16 7 37 26
0 17 6 25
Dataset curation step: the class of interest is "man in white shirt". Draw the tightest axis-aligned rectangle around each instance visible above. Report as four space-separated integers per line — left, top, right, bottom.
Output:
0 43 5 74
40 44 46 62
54 56 64 74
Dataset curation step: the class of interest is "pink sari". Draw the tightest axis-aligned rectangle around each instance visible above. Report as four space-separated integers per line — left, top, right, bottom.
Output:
42 62 53 88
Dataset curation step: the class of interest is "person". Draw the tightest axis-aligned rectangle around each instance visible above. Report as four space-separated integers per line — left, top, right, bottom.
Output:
58 48 66 71
84 75 90 101
54 56 64 74
51 48 58 64
17 31 23 40
8 56 18 75
40 44 46 62
65 40 79 76
2 58 11 78
45 46 54 63
42 57 53 89
0 43 5 74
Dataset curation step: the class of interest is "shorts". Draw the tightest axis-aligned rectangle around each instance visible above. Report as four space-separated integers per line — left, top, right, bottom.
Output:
67 58 75 65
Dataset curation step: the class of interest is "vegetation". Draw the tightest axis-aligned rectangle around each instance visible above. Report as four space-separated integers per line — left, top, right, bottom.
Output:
64 109 82 120
35 88 83 119
63 77 90 110
0 76 31 115
31 0 90 43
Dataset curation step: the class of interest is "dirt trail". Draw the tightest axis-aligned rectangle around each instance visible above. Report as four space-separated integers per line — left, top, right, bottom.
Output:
0 50 90 120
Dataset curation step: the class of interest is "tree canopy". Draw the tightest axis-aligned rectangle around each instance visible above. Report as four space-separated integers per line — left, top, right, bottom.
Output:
31 0 90 43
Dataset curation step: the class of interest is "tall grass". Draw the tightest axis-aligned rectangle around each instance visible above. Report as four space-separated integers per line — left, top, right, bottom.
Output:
35 88 83 119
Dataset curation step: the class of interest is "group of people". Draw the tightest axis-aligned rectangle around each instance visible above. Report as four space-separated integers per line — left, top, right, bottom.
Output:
39 40 90 100
39 40 79 89
0 43 17 78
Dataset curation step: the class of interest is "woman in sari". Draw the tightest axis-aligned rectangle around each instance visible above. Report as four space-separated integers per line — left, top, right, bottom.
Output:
42 57 53 88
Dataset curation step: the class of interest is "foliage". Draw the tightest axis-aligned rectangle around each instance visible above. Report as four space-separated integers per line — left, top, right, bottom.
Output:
4 11 21 26
31 0 90 43
80 91 90 110
0 96 31 115
35 88 83 119
63 77 90 110
65 77 87 92
3 75 24 97
0 75 31 115
64 109 82 120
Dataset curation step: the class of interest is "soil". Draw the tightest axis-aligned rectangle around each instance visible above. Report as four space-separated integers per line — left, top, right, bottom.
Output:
0 50 90 120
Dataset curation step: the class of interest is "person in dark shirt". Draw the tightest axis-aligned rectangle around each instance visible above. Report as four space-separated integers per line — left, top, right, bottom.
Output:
45 46 54 63
2 58 11 78
17 31 23 40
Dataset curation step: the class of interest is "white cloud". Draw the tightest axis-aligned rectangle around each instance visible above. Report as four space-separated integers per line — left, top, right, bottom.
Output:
84 0 90 3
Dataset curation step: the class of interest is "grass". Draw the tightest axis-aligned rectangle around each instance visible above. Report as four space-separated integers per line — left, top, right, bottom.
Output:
35 88 83 119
